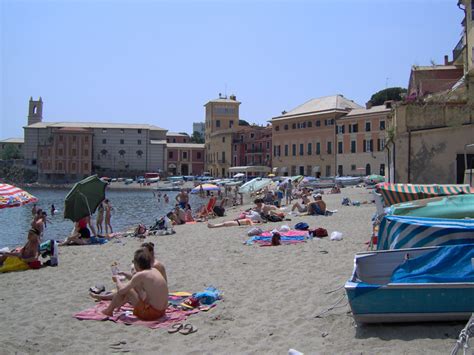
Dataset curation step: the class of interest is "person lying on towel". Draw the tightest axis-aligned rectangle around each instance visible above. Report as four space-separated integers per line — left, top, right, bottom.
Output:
0 228 40 272
102 248 169 321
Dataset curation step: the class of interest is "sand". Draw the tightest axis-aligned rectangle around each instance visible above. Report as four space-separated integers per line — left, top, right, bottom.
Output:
0 187 464 354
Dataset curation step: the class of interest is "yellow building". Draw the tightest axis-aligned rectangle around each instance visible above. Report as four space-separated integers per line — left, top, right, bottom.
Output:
204 94 240 177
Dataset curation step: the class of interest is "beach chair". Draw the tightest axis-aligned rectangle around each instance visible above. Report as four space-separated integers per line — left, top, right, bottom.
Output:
198 196 217 219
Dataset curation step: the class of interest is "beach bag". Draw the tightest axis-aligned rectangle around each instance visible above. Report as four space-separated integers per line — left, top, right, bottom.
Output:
213 206 225 217
295 222 309 230
313 228 328 238
330 231 343 241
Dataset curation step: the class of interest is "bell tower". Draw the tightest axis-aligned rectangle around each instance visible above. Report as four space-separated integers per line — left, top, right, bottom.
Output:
28 97 43 126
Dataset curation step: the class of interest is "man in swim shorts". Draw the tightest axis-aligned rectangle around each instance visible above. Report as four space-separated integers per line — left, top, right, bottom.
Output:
102 248 169 321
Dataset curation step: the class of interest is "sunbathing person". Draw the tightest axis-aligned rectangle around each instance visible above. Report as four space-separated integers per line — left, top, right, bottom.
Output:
207 209 263 228
90 242 167 301
0 228 40 271
307 194 327 215
101 248 169 321
253 198 285 219
168 207 186 225
59 215 97 246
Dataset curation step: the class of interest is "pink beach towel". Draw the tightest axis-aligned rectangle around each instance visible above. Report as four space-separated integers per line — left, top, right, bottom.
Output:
74 301 199 329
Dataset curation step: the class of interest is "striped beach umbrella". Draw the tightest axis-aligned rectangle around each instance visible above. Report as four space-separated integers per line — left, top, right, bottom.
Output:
191 184 220 193
0 183 38 209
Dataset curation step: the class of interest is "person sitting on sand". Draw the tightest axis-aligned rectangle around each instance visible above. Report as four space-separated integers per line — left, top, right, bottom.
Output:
253 198 284 219
90 242 168 301
101 248 169 321
330 184 341 194
169 205 186 225
59 215 97 246
184 204 194 222
307 194 327 215
290 188 312 213
0 228 40 270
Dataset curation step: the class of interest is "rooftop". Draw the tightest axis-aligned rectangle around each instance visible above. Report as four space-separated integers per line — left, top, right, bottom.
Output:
272 95 363 121
411 64 462 71
166 132 189 137
0 137 24 144
25 121 166 131
343 104 392 117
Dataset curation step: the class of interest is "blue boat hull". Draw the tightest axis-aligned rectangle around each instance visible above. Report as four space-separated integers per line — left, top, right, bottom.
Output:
346 281 474 323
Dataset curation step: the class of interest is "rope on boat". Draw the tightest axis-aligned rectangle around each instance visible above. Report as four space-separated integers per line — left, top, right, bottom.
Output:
314 293 347 318
451 313 474 355
325 284 345 294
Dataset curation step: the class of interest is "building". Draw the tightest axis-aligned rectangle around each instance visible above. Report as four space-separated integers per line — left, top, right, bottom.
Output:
231 125 272 168
270 95 363 176
193 122 205 137
167 143 205 176
166 132 190 143
336 103 392 177
387 1 474 184
0 138 24 159
23 98 168 182
204 94 240 177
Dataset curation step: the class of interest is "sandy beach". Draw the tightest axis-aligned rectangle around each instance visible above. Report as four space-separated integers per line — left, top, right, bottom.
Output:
0 187 464 354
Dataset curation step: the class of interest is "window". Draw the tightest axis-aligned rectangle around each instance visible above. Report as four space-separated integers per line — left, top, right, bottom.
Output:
380 120 385 130
72 149 77 156
316 120 321 127
173 138 176 143
222 151 225 162
183 151 188 159
59 135 63 142
292 123 296 129
197 152 202 159
307 143 312 155
120 129 125 134
284 145 289 156
84 149 89 156
250 133 255 138
266 141 270 149
216 120 221 128
338 141 343 154
273 145 277 157
350 123 358 133
336 125 345 134
365 122 371 132
222 137 225 143
301 122 306 129
137 139 142 145
351 164 356 171
169 151 173 159
229 120 234 128
72 136 76 142
380 163 385 176
316 142 321 155
251 143 255 151
275 125 280 131
338 165 343 176
58 149 63 156
72 163 76 171
102 128 107 133
326 165 331 176
102 139 107 144
327 141 332 154
299 144 304 156
363 139 373 152
351 140 356 153
119 149 126 157
138 129 142 134
136 150 143 158
292 144 296 156
308 121 312 128
120 139 124 145
277 145 281 157
284 124 289 130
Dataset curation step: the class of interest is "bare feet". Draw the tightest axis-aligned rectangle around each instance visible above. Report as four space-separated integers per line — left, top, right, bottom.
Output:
101 308 114 317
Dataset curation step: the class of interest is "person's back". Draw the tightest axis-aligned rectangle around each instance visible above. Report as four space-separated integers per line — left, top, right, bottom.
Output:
134 268 168 312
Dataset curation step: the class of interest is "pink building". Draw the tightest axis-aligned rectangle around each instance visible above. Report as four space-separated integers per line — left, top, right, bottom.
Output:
167 143 205 176
231 125 272 168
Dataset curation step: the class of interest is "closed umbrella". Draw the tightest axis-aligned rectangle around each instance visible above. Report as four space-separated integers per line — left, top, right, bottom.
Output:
64 175 107 222
239 178 272 194
191 183 220 194
0 183 38 209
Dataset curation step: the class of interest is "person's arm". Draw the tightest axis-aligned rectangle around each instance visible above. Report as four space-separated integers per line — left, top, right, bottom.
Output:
118 271 133 280
175 194 180 203
115 272 141 296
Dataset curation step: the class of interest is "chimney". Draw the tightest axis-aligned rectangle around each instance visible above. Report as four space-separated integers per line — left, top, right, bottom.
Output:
444 55 449 65
365 101 373 109
230 94 236 101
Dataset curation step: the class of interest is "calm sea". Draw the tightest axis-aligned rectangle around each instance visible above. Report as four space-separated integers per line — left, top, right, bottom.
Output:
0 187 205 248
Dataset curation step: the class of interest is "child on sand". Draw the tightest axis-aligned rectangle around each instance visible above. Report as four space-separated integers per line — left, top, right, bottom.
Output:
104 199 113 234
101 248 169 321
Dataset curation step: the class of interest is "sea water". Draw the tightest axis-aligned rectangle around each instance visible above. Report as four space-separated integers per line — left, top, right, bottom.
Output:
0 187 205 248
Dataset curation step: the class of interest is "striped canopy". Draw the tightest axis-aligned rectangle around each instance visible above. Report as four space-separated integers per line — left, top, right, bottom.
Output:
376 183 474 206
0 183 38 209
377 215 474 250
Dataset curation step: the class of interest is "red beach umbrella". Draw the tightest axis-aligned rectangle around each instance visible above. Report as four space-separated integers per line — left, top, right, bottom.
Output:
0 183 38 209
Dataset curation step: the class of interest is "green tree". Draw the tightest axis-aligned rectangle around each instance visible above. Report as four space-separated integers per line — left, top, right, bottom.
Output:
238 119 250 126
191 131 204 143
1 145 22 160
369 87 407 106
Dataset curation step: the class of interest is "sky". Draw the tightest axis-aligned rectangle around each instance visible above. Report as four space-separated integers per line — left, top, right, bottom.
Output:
0 0 465 139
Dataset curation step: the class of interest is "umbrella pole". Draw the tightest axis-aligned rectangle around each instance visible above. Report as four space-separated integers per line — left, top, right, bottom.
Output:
79 191 92 217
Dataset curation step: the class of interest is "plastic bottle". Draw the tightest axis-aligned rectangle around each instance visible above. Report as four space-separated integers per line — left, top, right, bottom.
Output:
111 261 119 276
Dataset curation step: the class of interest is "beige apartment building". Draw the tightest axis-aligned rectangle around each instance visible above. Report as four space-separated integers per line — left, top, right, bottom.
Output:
23 98 167 182
204 95 240 177
336 103 391 177
271 95 363 177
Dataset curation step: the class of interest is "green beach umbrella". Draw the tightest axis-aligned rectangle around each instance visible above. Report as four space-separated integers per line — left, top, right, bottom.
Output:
239 178 272 194
64 175 107 222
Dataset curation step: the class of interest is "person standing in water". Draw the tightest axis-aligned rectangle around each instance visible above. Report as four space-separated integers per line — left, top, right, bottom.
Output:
104 199 113 234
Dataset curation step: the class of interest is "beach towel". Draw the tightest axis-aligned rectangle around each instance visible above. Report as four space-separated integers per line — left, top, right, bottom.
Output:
0 256 30 273
74 301 198 329
245 230 308 246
